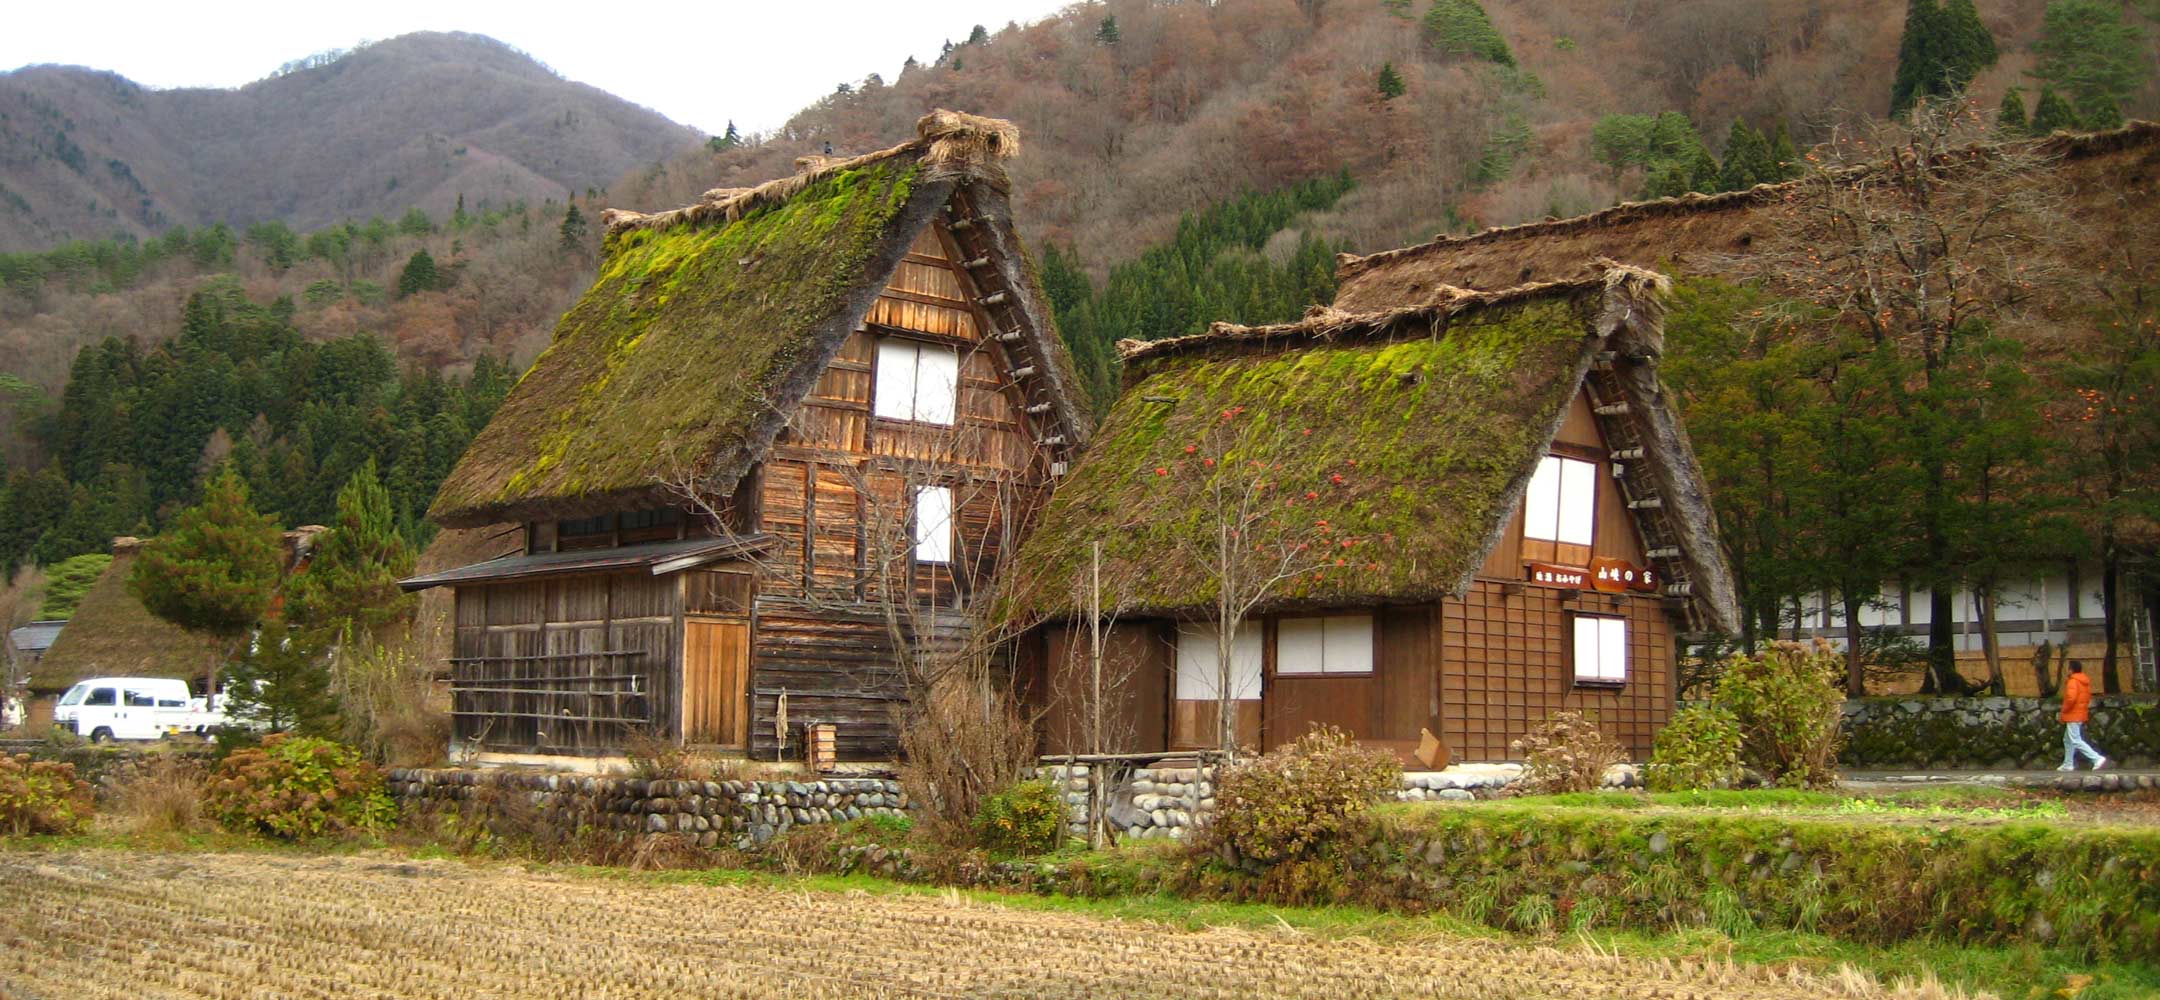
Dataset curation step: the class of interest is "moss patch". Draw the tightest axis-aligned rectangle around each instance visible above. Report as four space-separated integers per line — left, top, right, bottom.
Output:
431 160 921 522
1005 295 1595 617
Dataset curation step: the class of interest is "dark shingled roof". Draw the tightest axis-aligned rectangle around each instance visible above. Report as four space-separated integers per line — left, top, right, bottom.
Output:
428 111 1087 528
1002 266 1739 631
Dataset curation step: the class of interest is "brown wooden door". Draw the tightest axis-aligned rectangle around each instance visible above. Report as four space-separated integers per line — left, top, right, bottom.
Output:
683 619 750 746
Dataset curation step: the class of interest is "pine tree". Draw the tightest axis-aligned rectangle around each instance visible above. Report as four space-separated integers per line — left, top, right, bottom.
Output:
1377 62 1407 100
1767 122 1803 180
1718 120 1770 192
130 466 285 695
285 461 416 648
1424 0 1515 66
2031 0 2145 132
397 207 433 237
450 193 470 231
220 617 339 737
1996 88 2031 136
967 24 989 45
559 198 589 254
394 249 439 299
2032 85 2081 133
1891 0 1998 115
1095 16 1119 44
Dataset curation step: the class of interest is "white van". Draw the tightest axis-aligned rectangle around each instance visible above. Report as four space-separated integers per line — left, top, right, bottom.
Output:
53 677 223 742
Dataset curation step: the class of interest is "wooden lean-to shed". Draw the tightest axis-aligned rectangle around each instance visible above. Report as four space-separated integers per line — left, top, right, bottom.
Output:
407 111 1089 762
1003 264 1738 763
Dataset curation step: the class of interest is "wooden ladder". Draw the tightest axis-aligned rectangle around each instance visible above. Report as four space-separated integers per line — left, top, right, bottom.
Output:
1583 362 1703 633
940 186 1070 465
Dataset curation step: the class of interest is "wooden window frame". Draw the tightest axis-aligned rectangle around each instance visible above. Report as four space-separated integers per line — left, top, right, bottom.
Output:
1272 614 1377 677
872 336 960 426
1523 453 1598 547
911 484 954 565
1570 612 1629 688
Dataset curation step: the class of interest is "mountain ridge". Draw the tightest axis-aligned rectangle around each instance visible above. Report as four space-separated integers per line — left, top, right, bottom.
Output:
0 32 702 252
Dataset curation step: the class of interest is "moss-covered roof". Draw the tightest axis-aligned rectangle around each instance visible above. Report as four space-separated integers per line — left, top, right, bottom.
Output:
429 111 1079 528
29 552 223 693
1002 287 1607 620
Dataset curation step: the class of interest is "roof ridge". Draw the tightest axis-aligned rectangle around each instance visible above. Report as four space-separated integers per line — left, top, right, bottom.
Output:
1120 261 1664 364
602 109 1020 238
1337 119 2160 281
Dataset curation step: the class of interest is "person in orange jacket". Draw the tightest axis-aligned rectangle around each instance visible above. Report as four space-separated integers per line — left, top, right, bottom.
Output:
2058 661 2108 772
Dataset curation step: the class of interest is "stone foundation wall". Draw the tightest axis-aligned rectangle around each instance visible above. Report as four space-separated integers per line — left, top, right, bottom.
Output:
1840 696 2159 770
388 769 908 849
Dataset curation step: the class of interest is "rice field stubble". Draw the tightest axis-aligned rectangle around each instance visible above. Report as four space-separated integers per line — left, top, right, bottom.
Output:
0 850 1977 999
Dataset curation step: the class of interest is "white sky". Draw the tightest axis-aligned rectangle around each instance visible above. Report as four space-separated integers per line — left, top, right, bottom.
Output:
2 0 1074 135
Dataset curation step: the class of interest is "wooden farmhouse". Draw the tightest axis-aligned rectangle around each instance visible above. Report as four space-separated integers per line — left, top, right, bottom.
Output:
1003 264 1739 763
406 112 1090 762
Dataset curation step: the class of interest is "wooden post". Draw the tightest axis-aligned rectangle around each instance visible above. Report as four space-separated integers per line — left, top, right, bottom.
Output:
1089 539 1105 849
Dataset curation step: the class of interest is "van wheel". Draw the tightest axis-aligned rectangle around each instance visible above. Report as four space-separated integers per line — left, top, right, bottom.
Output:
88 727 113 744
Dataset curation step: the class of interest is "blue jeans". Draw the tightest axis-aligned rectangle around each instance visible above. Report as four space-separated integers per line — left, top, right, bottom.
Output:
2063 722 2104 768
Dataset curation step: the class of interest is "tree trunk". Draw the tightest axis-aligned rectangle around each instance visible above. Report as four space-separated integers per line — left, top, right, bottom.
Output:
1975 584 2003 696
2031 640 2057 699
1843 593 1866 697
2101 543 2124 694
1923 586 1957 694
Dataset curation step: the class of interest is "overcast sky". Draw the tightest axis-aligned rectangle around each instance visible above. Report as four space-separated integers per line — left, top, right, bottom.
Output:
2 0 1073 135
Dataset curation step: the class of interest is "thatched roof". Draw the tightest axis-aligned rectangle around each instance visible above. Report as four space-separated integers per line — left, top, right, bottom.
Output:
428 110 1084 528
1333 122 2160 306
1002 265 1738 630
30 548 221 694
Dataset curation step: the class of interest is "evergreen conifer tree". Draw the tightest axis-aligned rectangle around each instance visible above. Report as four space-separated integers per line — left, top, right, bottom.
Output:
1377 62 1407 100
559 198 589 253
1892 0 1998 115
1095 16 1119 44
285 461 416 649
1717 120 1769 192
130 466 285 698
394 250 438 299
220 617 339 737
1996 88 2031 136
2031 0 2145 132
967 24 989 45
1767 122 1803 180
2032 85 2081 133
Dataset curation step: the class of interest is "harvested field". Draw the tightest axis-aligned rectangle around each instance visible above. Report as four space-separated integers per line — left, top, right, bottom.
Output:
0 851 1970 1000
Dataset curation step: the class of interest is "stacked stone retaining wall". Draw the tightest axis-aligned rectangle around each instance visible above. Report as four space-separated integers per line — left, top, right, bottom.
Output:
1840 696 2158 770
388 769 908 849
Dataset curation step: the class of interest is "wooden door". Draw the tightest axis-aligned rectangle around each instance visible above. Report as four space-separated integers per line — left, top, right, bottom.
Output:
682 618 750 746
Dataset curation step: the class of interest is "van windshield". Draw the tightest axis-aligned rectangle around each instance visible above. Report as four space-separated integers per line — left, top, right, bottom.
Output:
59 685 89 706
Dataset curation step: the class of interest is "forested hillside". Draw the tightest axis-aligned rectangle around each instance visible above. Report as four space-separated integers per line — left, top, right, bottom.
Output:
0 32 700 251
613 0 2155 394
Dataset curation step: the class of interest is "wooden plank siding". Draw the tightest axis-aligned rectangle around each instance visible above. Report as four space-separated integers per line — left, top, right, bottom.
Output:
450 571 682 755
1023 388 1683 763
739 218 1055 760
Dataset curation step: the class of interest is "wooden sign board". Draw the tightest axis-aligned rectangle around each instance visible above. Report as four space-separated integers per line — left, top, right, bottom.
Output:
1590 557 1660 593
1527 563 1588 588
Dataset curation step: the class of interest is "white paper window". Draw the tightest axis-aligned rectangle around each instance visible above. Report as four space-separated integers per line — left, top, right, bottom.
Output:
1275 615 1374 675
1573 616 1628 684
1524 455 1597 546
873 338 959 425
912 485 953 564
1176 624 1263 700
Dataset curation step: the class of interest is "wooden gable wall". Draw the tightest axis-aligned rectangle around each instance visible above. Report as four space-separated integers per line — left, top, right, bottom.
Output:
749 215 1058 759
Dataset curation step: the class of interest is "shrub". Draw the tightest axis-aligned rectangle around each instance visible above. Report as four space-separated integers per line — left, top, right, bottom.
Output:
1716 641 1845 788
1646 704 1744 792
898 676 1036 846
0 753 94 836
107 755 208 836
1511 710 1627 794
1206 726 1401 867
201 734 395 839
623 728 739 783
973 779 1066 856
